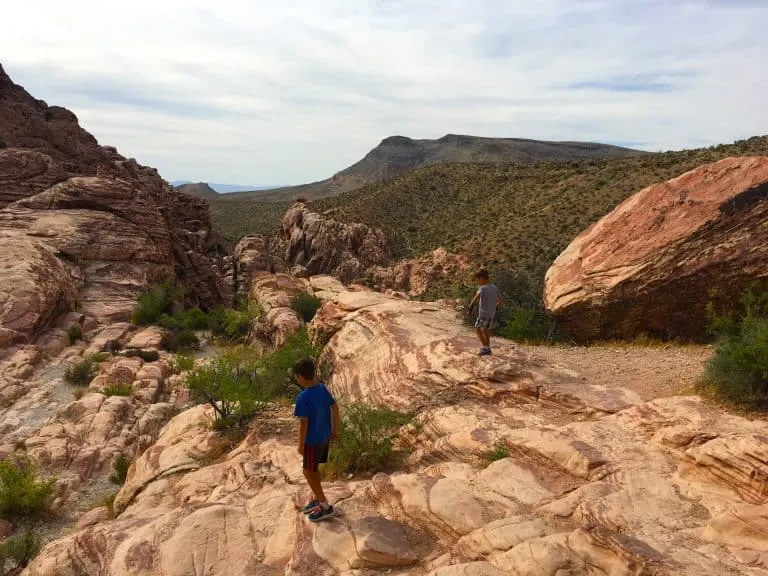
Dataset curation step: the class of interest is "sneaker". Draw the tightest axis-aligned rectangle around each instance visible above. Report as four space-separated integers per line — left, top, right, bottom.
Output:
302 499 320 515
308 504 335 522
478 348 492 356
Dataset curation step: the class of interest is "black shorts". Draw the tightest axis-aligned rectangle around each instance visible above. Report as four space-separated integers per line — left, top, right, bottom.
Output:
303 442 330 472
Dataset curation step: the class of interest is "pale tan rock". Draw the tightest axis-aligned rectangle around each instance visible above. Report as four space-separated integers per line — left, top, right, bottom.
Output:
703 504 768 552
430 563 508 576
125 327 163 349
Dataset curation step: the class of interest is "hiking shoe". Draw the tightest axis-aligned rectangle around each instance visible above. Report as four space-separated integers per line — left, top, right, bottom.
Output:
302 500 320 515
478 348 492 356
308 505 335 522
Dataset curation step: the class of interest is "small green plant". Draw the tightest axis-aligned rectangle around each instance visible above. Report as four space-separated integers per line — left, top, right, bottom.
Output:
0 458 54 519
67 324 83 345
290 293 323 322
172 354 195 373
324 405 411 478
180 307 209 330
72 389 85 400
125 349 160 362
109 456 131 486
186 347 270 430
0 530 41 574
160 328 200 353
102 384 133 397
482 441 511 465
258 328 321 399
99 491 118 520
64 357 97 387
132 281 184 326
208 300 261 341
701 288 768 408
91 352 110 363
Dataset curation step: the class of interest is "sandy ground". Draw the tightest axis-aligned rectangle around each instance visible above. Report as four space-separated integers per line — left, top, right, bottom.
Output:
523 343 713 401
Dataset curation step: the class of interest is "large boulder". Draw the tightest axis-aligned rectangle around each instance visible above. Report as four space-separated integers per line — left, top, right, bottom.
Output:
0 63 228 343
281 202 390 282
544 157 768 342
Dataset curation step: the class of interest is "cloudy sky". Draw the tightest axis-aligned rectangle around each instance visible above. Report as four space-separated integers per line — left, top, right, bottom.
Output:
3 0 766 186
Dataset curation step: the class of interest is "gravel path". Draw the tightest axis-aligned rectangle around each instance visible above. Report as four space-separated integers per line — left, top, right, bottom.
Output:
523 343 713 401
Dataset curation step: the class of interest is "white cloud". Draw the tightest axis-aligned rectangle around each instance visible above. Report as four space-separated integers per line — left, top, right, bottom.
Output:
2 0 766 184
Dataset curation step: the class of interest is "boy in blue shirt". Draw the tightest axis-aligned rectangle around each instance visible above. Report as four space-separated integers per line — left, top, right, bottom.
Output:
293 358 339 522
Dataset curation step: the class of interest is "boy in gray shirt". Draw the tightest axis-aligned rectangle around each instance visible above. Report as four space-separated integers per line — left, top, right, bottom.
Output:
466 269 503 356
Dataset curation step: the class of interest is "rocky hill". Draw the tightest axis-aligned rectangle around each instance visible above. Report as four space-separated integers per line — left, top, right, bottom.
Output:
0 62 228 348
174 182 219 201
212 134 645 204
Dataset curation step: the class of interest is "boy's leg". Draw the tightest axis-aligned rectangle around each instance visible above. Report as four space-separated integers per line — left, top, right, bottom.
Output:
480 328 491 348
474 327 486 347
303 468 327 503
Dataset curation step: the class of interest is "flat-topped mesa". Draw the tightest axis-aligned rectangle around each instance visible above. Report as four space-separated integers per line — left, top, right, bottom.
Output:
544 157 768 342
0 63 228 348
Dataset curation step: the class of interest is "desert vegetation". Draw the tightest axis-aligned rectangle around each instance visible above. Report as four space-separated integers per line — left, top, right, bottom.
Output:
700 288 768 408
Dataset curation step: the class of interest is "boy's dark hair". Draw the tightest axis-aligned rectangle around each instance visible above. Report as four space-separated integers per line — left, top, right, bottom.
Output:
475 269 490 280
293 358 316 380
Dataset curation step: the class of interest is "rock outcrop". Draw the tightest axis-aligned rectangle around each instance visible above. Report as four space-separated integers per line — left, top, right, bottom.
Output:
233 234 286 296
0 63 227 348
369 247 470 297
544 157 768 342
281 202 390 282
23 277 768 576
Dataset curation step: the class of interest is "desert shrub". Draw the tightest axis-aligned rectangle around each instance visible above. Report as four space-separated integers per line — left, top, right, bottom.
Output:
180 307 209 330
0 458 54 519
157 313 180 331
186 346 270 430
99 491 117 520
124 349 160 362
482 441 510 465
0 530 41 574
102 384 133 397
222 309 254 339
325 405 411 478
91 352 110 363
701 289 768 408
67 324 83 345
132 281 184 326
64 357 97 387
160 328 200 353
290 293 323 322
72 389 84 400
109 456 131 486
172 354 195 373
259 328 321 399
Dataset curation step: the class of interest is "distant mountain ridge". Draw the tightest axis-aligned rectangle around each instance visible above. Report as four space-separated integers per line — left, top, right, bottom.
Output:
211 134 647 203
172 181 279 194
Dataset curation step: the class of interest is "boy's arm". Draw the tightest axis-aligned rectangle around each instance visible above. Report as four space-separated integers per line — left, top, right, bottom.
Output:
466 292 479 314
331 403 340 440
297 417 308 454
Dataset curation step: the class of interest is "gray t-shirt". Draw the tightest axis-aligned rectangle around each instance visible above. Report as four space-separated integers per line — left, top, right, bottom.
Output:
477 284 500 318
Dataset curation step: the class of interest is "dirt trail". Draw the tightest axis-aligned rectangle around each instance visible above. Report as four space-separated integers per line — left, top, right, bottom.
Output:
523 342 713 401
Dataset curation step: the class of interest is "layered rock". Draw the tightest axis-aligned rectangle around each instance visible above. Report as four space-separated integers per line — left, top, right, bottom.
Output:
24 278 768 576
233 234 285 296
0 63 227 348
369 247 471 297
544 157 768 342
281 202 390 282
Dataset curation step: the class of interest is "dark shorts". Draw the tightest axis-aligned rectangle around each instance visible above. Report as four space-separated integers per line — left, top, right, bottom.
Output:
475 315 494 330
303 442 330 472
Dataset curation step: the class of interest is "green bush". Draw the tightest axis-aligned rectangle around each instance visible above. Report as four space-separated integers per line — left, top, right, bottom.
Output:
325 405 411 478
259 328 321 399
180 307 209 330
0 530 41 574
109 456 131 486
132 281 184 326
222 309 254 339
67 324 83 345
702 289 768 408
125 349 160 362
102 384 133 397
186 346 271 430
290 293 323 322
482 441 511 465
157 313 180 331
172 354 195 373
160 328 200 353
64 357 97 387
0 458 54 519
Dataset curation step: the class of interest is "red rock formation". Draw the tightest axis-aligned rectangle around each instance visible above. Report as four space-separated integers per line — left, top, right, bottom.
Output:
369 247 471 297
0 63 228 347
281 202 390 283
544 157 768 342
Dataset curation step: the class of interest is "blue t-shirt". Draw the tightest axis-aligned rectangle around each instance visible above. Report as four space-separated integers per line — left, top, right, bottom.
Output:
294 383 335 445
